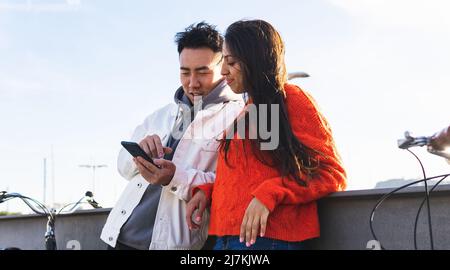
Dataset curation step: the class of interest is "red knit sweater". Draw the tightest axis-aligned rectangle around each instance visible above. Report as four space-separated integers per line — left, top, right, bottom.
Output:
195 84 347 242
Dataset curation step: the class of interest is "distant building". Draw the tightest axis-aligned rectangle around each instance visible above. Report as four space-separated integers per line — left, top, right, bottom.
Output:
375 178 450 189
374 178 419 189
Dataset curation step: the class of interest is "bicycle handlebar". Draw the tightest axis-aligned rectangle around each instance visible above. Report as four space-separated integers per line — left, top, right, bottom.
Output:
397 131 430 149
398 131 450 160
0 191 101 250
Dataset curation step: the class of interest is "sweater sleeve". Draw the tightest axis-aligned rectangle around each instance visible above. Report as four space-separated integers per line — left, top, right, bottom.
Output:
192 183 214 204
251 85 347 211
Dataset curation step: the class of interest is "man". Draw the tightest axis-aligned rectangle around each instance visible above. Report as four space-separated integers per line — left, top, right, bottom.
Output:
101 22 244 250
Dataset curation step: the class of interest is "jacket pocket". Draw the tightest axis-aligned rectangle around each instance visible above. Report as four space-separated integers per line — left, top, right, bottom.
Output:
194 139 220 170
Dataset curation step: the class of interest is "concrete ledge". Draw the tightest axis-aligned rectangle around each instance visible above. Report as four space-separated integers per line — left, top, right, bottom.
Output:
2 184 450 250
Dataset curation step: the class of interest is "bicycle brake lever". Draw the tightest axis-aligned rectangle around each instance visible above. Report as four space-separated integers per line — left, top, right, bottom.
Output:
398 131 414 149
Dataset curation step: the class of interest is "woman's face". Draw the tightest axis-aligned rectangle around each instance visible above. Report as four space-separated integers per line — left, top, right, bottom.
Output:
221 42 245 93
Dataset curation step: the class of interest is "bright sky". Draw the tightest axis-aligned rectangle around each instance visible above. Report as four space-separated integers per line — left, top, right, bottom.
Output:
1 0 449 213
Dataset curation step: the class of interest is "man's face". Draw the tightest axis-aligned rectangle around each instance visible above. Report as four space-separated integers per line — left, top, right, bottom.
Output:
179 47 224 104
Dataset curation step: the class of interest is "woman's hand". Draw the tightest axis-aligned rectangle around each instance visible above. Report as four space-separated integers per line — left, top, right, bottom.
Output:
186 190 207 230
240 197 269 247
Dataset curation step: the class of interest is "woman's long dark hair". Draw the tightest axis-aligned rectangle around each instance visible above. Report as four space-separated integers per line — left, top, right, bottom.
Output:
222 20 320 186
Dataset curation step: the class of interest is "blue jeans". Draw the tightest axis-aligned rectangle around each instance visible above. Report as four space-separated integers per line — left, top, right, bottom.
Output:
213 236 305 250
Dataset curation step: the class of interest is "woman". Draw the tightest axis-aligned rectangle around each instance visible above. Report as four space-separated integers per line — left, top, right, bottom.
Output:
186 19 347 250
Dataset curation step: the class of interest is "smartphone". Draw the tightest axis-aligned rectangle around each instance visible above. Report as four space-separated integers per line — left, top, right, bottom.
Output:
121 141 160 168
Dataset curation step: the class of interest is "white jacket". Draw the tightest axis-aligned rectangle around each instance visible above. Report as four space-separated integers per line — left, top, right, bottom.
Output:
100 98 243 250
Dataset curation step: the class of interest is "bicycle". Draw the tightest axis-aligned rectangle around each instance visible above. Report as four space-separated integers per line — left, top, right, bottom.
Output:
0 191 101 250
369 131 450 250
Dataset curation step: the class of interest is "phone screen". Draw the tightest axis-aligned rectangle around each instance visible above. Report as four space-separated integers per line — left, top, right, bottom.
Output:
121 141 158 167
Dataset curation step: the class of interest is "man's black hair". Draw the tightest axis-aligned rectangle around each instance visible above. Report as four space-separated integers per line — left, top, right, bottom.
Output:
174 22 223 54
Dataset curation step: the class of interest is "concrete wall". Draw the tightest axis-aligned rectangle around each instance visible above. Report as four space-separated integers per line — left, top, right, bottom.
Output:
306 185 450 250
0 209 109 250
2 185 450 250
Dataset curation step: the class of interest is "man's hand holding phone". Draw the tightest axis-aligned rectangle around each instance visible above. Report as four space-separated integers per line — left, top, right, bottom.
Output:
122 135 176 186
133 156 176 186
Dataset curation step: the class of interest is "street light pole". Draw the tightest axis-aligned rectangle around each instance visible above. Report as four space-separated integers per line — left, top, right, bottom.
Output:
43 158 47 205
79 164 107 194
